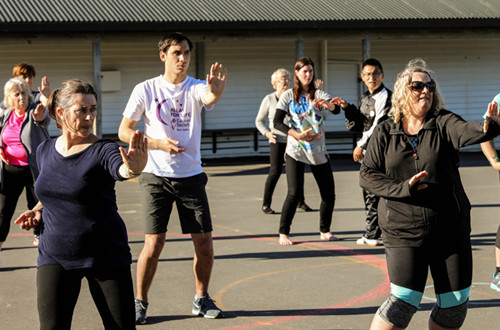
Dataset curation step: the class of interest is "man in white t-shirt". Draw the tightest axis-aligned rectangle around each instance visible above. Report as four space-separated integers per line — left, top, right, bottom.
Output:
118 32 227 324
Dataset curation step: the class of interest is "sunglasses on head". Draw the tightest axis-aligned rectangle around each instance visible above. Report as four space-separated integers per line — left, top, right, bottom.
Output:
410 81 436 93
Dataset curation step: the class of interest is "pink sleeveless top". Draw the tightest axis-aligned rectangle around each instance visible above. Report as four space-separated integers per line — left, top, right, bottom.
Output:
2 111 28 166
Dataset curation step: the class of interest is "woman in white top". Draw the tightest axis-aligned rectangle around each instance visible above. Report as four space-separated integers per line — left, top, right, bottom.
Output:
273 57 340 245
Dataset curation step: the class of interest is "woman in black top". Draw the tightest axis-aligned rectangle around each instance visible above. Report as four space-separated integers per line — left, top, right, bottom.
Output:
360 58 500 330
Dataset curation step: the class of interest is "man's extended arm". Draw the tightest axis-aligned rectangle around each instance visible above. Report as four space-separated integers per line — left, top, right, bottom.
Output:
118 116 186 154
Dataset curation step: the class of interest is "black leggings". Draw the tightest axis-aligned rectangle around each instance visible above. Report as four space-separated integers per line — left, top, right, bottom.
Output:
262 142 304 207
279 155 335 235
37 264 136 330
0 163 38 242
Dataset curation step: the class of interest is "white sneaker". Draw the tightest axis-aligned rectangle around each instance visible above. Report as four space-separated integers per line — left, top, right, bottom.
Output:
356 236 380 246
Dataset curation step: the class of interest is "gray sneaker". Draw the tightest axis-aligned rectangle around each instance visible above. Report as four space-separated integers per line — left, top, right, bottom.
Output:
135 298 148 325
491 273 500 292
192 294 223 319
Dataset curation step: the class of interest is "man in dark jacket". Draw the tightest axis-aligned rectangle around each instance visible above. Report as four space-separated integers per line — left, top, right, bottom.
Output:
331 58 392 246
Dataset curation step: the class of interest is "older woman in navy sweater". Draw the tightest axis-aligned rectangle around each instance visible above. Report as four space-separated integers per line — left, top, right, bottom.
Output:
16 79 147 329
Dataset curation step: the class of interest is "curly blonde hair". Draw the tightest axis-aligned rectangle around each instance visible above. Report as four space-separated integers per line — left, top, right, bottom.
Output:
390 58 445 123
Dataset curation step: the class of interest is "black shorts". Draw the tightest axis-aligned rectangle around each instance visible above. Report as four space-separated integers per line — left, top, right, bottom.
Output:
139 172 213 234
385 241 472 308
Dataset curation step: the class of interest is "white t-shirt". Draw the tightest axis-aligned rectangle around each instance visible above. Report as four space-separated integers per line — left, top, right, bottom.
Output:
123 75 213 178
276 89 333 165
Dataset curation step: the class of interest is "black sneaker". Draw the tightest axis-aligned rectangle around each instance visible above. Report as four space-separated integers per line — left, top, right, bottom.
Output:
192 294 223 319
297 202 313 212
135 298 148 325
262 206 275 214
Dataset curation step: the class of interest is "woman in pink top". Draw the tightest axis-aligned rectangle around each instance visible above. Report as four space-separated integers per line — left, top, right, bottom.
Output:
0 77 50 252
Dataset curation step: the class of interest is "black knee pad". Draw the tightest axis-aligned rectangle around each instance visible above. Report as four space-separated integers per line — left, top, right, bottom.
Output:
430 300 468 329
378 294 417 329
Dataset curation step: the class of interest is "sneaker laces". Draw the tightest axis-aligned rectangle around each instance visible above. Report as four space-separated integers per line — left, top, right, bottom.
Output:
135 299 148 310
202 295 218 309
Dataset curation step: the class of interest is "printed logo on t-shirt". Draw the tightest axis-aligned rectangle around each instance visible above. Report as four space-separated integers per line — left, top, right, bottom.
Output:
288 96 324 151
155 98 192 131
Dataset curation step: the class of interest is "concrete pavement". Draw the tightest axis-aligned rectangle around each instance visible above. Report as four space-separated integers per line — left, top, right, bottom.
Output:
0 154 499 329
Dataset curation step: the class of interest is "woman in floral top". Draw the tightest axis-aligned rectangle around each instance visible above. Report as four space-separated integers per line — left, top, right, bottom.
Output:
273 57 341 245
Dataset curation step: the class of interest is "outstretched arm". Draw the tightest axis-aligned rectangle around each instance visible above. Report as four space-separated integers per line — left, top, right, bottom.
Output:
119 116 186 154
32 103 48 122
38 76 51 107
481 140 500 170
202 62 227 106
330 97 349 109
313 98 336 111
119 130 148 179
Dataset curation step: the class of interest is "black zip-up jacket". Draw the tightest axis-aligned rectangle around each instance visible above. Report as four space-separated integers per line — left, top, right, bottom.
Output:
344 84 392 137
360 109 500 247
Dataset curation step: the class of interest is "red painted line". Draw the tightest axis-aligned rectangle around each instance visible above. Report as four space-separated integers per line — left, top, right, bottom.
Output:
8 233 33 237
219 240 389 330
8 231 388 330
9 232 188 238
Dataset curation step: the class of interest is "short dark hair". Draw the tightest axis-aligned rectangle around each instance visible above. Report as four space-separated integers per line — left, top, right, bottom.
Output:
362 58 383 72
158 32 193 53
12 63 36 78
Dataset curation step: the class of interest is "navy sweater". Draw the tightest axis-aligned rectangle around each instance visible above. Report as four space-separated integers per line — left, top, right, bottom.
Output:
35 138 131 269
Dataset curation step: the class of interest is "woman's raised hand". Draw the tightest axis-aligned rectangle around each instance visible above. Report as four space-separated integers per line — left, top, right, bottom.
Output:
32 103 47 122
120 130 148 176
485 101 500 132
313 98 335 111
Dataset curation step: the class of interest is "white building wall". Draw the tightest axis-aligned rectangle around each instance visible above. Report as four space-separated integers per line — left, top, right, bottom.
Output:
0 42 94 136
0 36 499 156
370 37 500 151
100 40 197 135
0 39 196 136
202 39 323 157
326 39 364 132
203 39 296 130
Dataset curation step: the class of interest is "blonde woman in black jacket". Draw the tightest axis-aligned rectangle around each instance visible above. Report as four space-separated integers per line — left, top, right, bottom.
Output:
360 59 500 330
